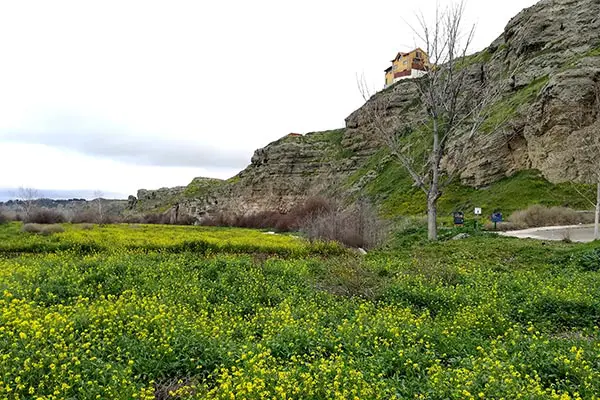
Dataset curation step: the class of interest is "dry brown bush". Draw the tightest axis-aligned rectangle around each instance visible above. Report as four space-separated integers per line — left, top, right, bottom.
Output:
293 196 333 220
122 214 144 224
142 213 168 224
71 210 100 224
24 209 67 224
199 197 334 232
198 197 387 248
138 212 195 226
0 212 8 224
174 214 196 225
508 205 592 228
21 223 65 235
300 199 389 249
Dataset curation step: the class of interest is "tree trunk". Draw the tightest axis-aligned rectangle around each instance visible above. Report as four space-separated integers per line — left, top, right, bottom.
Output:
427 121 441 241
595 180 600 240
427 192 438 241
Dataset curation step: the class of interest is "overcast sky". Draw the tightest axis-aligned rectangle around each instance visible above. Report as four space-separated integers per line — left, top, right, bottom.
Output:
0 0 538 199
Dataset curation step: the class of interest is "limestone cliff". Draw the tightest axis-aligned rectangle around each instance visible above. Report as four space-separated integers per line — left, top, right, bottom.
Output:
155 130 373 220
140 0 600 220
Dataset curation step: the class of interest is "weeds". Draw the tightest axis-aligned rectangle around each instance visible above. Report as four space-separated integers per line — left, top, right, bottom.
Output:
1 223 600 399
24 209 67 224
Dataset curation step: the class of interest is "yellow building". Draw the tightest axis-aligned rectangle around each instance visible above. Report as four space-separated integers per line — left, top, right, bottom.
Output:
384 48 430 87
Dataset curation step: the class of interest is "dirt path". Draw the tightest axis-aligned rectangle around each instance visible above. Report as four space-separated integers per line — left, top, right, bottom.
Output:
499 224 597 243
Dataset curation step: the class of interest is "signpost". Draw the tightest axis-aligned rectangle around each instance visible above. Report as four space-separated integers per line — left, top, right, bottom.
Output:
453 211 465 226
474 207 482 230
491 211 503 230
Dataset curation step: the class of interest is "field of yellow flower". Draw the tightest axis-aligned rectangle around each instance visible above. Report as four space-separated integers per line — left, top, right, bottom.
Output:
1 222 600 399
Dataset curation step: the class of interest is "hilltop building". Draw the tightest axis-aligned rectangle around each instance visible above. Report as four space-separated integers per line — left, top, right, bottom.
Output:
384 48 429 87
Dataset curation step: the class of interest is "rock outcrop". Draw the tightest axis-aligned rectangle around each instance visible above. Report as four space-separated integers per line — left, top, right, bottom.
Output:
141 0 600 220
347 0 600 187
169 130 372 220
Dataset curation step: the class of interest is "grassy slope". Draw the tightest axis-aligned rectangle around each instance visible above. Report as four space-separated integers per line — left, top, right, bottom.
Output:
365 160 592 217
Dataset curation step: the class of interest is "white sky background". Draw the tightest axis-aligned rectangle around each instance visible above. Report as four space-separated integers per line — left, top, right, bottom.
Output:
0 0 538 199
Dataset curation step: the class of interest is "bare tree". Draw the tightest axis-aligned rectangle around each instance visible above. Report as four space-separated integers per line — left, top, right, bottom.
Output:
93 190 104 223
358 1 507 240
17 187 40 219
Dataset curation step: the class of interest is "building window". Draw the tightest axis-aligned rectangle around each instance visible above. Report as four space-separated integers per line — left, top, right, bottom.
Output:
416 51 421 58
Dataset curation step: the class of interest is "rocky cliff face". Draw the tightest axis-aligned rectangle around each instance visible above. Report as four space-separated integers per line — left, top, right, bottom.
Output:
347 0 600 188
141 0 600 220
465 0 600 185
166 130 374 220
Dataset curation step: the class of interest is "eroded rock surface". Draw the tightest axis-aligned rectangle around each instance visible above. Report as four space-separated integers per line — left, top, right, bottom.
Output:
141 0 600 220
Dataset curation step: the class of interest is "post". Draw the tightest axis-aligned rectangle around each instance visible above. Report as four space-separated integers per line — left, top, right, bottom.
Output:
595 180 600 240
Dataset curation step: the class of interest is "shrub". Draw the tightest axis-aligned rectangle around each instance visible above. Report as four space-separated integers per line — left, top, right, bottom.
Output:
99 214 121 224
0 212 8 224
41 224 66 235
300 199 388 249
143 213 169 224
24 209 67 224
21 223 65 235
312 256 385 299
174 214 196 226
137 212 195 225
122 214 144 224
198 198 387 248
199 197 335 232
508 205 590 228
71 210 100 224
293 196 333 220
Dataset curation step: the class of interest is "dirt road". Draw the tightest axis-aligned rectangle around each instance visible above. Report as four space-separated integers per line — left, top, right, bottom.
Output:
499 224 598 243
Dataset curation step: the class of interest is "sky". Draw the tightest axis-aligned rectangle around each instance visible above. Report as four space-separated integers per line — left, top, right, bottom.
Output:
0 0 539 200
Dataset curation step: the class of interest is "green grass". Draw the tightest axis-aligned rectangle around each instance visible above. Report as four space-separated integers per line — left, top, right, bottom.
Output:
183 177 224 198
0 222 345 257
481 75 549 133
561 44 600 70
459 49 493 68
347 147 592 217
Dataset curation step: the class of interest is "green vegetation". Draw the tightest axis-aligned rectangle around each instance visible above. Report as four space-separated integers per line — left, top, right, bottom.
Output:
459 49 493 68
303 128 345 144
481 75 549 133
301 128 356 160
183 177 224 198
226 175 241 184
347 148 592 217
1 222 599 399
0 223 343 257
561 44 600 70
